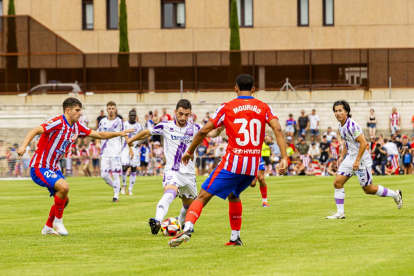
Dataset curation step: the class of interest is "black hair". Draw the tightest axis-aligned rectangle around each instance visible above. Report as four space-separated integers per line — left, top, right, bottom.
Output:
176 99 192 110
236 74 254 91
332 100 352 118
63 97 82 113
129 109 136 115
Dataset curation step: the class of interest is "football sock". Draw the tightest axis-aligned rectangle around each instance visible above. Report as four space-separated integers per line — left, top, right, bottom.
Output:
229 201 242 232
155 189 177 222
129 172 137 191
334 188 345 214
112 172 121 198
231 230 240 242
46 205 55 228
184 200 204 228
101 172 114 188
122 171 127 187
375 185 398 199
54 195 67 219
260 186 267 200
178 203 190 225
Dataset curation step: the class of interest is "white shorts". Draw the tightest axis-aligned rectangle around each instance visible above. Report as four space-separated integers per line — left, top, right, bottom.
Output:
337 154 373 187
100 156 122 173
121 148 140 167
162 171 197 199
286 125 295 133
390 125 400 135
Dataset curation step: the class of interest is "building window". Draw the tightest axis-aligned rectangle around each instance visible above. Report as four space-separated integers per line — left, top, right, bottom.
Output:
229 0 253 28
82 0 94 30
161 0 185 29
297 0 309 26
323 0 334 26
107 0 118 29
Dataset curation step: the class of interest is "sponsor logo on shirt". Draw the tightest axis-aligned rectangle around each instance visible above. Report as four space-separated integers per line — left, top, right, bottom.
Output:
233 148 261 154
233 105 261 114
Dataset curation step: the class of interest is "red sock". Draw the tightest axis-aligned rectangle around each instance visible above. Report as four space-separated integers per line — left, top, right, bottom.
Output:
54 195 67 219
229 201 242 230
46 205 55 228
185 200 204 224
260 186 267 199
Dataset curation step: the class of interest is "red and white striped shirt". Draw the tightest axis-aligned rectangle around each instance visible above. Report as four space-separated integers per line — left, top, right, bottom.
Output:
88 142 100 158
330 142 340 159
210 96 278 176
300 155 311 167
30 115 91 171
390 112 400 126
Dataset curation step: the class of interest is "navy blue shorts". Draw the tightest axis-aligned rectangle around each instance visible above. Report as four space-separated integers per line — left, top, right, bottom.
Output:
201 167 255 199
30 168 65 197
311 129 319 135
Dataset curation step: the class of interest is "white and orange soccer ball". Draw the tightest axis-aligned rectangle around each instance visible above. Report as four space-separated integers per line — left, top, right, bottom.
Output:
161 217 181 237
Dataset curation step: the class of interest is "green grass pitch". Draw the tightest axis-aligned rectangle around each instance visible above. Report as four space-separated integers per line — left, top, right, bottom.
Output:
0 175 413 275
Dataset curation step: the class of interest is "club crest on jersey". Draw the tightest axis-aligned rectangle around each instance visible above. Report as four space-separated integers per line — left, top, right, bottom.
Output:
46 119 54 125
167 175 173 180
71 133 78 142
185 128 194 137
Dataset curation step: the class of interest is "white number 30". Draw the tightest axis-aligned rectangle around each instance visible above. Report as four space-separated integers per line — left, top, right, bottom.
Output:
234 118 262 146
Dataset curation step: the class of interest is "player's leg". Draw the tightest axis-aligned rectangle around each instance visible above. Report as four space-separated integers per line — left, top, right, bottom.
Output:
149 184 178 235
101 157 114 188
178 196 193 227
128 166 137 195
52 178 70 235
121 165 129 195
357 166 403 209
257 170 269 207
326 174 350 219
111 157 122 202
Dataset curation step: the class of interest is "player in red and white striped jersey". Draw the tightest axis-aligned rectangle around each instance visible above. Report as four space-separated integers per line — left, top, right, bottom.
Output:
17 98 132 236
389 107 401 135
169 74 288 248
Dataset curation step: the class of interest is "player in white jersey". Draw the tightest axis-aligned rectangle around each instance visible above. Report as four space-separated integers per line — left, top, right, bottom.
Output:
127 99 223 235
98 101 125 202
326 100 403 219
121 110 144 195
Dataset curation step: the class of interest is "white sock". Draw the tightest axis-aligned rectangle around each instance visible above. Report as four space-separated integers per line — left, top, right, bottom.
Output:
129 172 137 191
44 225 53 230
231 230 240 241
184 221 194 231
178 205 189 225
114 192 119 199
113 172 121 197
262 198 267 203
122 171 127 187
155 190 177 222
375 185 397 199
101 172 114 188
334 188 345 214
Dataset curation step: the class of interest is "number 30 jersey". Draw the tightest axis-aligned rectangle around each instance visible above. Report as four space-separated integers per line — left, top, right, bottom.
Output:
150 121 201 174
210 96 278 176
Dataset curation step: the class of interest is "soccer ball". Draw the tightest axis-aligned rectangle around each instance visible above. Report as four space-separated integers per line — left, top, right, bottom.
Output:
161 217 181 237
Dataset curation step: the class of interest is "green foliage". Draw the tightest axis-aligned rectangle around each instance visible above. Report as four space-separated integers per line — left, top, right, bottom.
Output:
8 0 16 15
119 0 129 53
229 0 240 50
6 0 19 91
0 176 413 275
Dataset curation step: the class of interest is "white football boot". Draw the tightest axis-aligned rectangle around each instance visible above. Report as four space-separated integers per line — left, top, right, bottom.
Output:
53 218 69 235
394 190 403 209
121 186 126 195
41 226 59 235
326 212 346 219
127 190 133 195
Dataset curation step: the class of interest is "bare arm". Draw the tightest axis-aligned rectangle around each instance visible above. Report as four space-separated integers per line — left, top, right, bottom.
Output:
187 121 215 155
88 129 132 140
18 126 44 156
206 125 225 138
126 129 152 145
353 135 367 170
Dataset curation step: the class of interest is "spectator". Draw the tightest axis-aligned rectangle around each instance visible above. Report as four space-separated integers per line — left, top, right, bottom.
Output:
369 137 377 161
367 109 377 138
202 112 210 125
80 144 91 177
327 162 338 176
286 141 295 159
96 110 105 129
297 110 309 138
411 114 414 135
140 142 150 176
377 134 385 146
297 138 309 156
71 147 80 177
79 114 89 127
269 140 281 174
89 139 101 177
390 107 401 136
372 143 387 175
161 108 172 121
329 137 340 161
196 143 207 175
214 143 226 166
323 127 337 143
293 160 305 175
152 141 164 176
285 114 297 138
0 140 8 177
262 140 272 176
402 146 412 175
385 161 395 175
153 110 161 125
21 144 31 177
392 135 402 148
286 136 296 153
145 114 155 130
188 113 197 124
384 138 399 155
308 142 320 160
205 143 216 174
308 109 320 143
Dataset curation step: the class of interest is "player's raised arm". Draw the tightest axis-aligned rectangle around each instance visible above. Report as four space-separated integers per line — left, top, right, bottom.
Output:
17 126 44 156
88 129 133 140
126 129 152 146
182 121 216 165
268 118 288 175
206 125 225 138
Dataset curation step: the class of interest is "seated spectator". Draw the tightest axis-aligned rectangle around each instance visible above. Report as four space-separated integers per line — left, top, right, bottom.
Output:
329 137 340 161
297 138 310 156
308 142 320 160
372 143 388 175
305 163 315 176
286 136 296 153
286 141 295 159
385 161 395 175
293 160 306 175
285 114 297 138
327 162 338 176
323 127 337 143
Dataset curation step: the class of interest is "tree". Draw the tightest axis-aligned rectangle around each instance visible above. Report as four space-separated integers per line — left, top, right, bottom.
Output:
6 0 19 92
118 0 130 90
229 0 242 87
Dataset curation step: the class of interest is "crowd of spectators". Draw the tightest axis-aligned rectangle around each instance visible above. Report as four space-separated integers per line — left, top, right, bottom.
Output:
1 106 413 178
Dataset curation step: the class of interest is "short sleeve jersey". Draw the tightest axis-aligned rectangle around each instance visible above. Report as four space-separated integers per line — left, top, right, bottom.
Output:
98 117 124 157
209 96 278 176
338 118 371 163
150 120 201 174
30 115 91 171
121 121 144 154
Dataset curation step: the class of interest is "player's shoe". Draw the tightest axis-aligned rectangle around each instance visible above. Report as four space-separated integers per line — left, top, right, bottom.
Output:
127 190 134 195
394 190 403 209
148 218 161 235
53 218 69 235
326 212 345 219
168 229 192 248
224 237 243 246
180 222 194 233
121 186 126 195
112 197 119 202
262 201 269 207
41 226 59 235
